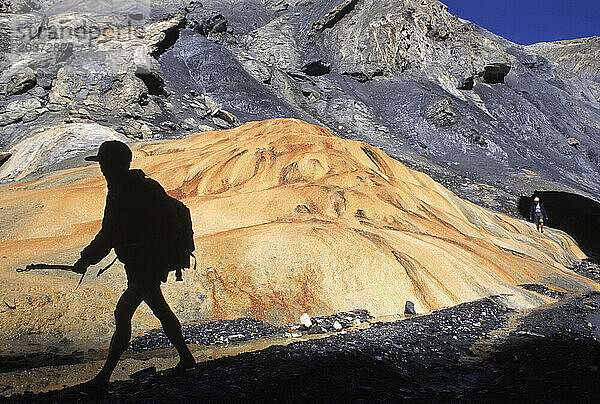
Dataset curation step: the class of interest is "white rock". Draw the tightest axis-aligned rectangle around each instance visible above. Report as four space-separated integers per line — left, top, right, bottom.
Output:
516 330 545 338
333 321 343 331
139 123 153 138
196 124 216 132
204 95 221 113
300 312 312 328
0 122 128 182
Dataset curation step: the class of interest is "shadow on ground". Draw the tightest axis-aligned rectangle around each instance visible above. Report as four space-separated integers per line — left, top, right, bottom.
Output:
5 294 600 403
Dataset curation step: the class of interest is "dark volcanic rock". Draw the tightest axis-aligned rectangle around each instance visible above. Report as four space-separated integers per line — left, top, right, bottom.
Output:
404 300 417 315
425 98 458 127
129 318 282 352
519 284 566 300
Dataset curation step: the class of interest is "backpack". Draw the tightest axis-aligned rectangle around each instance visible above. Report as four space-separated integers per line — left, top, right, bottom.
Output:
164 195 196 282
94 172 196 282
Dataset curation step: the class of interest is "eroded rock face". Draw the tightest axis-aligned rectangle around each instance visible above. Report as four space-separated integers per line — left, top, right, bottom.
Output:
0 119 596 347
1 0 599 211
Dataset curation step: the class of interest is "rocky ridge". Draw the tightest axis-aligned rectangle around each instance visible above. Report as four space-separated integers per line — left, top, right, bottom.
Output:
0 0 598 212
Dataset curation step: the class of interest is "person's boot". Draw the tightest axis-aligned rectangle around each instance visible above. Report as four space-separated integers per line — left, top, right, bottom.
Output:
77 376 109 397
173 355 196 374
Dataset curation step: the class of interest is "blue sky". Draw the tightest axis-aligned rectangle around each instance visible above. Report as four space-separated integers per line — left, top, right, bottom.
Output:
441 0 600 45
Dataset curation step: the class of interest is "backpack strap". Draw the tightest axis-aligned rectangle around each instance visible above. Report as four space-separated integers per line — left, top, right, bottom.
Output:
174 253 196 282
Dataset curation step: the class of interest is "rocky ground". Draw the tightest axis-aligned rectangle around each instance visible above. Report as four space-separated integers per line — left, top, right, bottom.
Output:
3 287 600 403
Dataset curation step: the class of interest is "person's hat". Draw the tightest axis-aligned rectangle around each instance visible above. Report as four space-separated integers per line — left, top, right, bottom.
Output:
85 140 132 163
534 196 540 202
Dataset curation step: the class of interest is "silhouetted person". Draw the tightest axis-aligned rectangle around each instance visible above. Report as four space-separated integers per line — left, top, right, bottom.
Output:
530 196 548 233
72 140 195 394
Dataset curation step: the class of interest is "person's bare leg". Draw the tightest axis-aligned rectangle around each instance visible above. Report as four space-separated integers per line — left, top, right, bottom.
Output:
87 285 147 388
540 220 544 233
144 285 195 369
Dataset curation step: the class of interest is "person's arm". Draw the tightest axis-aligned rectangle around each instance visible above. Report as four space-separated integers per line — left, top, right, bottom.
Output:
529 204 534 221
73 197 114 273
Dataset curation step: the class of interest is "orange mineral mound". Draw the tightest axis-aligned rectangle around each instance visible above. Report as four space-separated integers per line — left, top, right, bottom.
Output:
0 118 597 346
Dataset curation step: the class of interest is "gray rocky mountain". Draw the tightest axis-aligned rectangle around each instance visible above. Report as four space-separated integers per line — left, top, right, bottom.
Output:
0 0 598 214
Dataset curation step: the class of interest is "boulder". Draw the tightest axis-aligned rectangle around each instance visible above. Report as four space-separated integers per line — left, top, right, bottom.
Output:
139 123 153 138
204 95 222 114
307 325 327 334
196 124 217 132
215 109 236 125
161 121 178 131
180 118 197 131
405 301 417 315
193 14 228 37
0 122 127 181
28 86 47 98
212 116 232 129
21 110 40 123
300 313 312 328
0 98 42 126
6 68 37 96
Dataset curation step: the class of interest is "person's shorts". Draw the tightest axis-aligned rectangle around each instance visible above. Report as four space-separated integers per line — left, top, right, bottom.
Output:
534 213 544 223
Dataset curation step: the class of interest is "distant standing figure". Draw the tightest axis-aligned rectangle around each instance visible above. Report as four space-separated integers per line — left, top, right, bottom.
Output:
529 196 548 233
72 141 195 395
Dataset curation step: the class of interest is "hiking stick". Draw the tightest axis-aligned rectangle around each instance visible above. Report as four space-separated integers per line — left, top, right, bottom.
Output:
16 264 85 288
